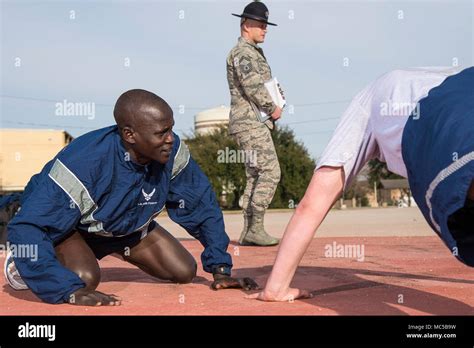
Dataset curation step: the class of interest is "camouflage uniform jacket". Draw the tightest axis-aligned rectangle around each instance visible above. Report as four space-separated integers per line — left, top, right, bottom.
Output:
226 37 277 135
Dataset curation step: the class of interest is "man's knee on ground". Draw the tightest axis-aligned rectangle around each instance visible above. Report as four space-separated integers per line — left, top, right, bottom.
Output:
171 259 197 284
76 268 101 291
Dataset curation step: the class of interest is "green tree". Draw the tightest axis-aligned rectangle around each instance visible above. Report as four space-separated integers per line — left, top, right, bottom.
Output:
367 159 403 188
184 126 245 208
184 125 315 209
271 126 316 208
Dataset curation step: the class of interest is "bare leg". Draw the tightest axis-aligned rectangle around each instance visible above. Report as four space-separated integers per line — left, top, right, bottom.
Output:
248 166 344 301
122 224 197 284
55 231 121 306
55 232 101 291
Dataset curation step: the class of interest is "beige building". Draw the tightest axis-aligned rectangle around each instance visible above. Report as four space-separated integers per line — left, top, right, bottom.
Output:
0 129 73 192
194 105 230 135
380 179 414 207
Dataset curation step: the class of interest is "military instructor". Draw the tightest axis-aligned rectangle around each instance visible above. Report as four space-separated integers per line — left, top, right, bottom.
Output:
226 1 283 246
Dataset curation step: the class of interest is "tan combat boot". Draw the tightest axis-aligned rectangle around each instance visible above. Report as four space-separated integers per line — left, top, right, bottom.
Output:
238 212 251 245
240 212 279 246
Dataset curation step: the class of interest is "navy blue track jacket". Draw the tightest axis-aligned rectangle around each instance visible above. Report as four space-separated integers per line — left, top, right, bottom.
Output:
7 126 233 303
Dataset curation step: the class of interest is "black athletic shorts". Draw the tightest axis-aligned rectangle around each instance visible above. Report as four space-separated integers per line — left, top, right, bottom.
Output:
78 220 158 260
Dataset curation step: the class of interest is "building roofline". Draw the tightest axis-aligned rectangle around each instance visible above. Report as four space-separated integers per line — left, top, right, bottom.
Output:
1 128 74 139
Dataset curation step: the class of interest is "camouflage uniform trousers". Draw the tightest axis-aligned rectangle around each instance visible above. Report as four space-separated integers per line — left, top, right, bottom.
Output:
233 125 281 215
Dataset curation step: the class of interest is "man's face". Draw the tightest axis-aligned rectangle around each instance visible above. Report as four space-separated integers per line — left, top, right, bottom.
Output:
125 110 175 165
245 19 268 43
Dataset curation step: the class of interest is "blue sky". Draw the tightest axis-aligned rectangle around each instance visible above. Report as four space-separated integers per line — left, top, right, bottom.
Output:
1 0 473 159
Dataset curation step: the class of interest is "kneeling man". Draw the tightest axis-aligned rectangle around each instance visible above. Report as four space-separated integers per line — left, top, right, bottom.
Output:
5 89 258 306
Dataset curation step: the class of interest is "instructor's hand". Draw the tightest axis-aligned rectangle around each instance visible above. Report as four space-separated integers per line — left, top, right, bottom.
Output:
68 288 122 306
271 106 282 121
245 288 313 302
211 274 260 291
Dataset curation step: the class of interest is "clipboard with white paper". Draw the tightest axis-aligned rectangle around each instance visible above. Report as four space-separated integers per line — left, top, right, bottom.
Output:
257 77 286 123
